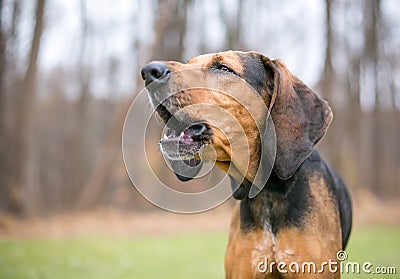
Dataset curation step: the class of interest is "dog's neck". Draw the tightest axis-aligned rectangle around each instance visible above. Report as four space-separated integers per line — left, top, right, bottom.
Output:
238 169 310 235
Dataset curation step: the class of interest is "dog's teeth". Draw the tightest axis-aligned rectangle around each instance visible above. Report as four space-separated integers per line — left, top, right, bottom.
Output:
163 134 168 139
180 131 184 137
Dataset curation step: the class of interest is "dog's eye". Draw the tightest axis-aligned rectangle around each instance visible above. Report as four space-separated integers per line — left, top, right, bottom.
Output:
214 64 236 74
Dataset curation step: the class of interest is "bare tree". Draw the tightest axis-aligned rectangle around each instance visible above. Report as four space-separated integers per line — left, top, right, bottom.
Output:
362 0 382 194
76 0 196 209
10 0 46 216
220 0 245 50
0 0 9 211
151 0 191 61
1 0 399 216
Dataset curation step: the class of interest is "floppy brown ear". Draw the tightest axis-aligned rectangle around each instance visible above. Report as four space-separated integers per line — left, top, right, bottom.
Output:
261 56 333 180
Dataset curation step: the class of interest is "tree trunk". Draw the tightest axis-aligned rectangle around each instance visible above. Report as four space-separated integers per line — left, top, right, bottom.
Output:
10 0 46 216
76 0 192 209
318 0 339 167
365 0 382 195
0 0 10 211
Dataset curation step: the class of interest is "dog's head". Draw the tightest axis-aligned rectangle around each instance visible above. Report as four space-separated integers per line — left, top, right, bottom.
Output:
141 51 332 197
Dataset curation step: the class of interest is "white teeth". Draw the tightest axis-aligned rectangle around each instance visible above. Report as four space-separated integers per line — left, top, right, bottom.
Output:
180 131 184 137
163 134 168 139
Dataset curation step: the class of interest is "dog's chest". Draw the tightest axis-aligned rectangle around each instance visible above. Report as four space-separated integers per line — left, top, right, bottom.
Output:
252 230 301 277
227 228 299 279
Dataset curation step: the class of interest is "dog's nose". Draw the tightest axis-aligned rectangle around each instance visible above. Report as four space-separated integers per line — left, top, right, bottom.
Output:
141 61 170 86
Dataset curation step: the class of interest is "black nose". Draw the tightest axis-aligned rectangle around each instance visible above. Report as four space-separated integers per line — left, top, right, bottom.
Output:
141 61 170 86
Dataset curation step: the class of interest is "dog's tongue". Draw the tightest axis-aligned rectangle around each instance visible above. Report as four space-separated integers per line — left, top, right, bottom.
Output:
160 123 207 160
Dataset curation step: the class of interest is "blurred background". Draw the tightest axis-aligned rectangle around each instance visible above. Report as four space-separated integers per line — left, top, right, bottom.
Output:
0 0 399 278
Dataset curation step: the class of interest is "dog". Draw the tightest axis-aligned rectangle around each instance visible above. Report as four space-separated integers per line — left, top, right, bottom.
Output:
141 50 352 278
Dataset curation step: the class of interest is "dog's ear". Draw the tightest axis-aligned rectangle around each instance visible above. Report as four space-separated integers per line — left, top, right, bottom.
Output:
260 56 333 180
169 158 203 181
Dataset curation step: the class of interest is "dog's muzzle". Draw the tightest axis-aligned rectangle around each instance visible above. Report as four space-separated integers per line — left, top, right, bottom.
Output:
141 62 212 160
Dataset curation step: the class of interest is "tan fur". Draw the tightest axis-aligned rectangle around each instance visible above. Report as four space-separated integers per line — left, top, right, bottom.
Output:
159 51 342 278
225 176 341 279
161 51 265 182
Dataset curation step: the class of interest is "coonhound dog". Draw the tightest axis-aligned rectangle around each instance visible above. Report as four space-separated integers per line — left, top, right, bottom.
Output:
141 51 352 279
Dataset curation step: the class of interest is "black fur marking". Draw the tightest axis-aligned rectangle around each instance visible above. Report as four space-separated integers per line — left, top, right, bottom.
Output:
240 195 256 232
238 150 352 244
239 152 316 234
237 53 267 95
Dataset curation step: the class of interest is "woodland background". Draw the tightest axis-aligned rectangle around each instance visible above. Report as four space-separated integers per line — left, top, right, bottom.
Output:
0 0 399 217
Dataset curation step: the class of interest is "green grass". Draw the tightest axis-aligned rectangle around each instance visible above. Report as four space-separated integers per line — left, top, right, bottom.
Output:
342 226 400 279
0 227 399 279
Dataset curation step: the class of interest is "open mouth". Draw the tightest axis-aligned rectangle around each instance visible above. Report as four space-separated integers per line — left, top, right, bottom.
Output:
155 103 212 160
